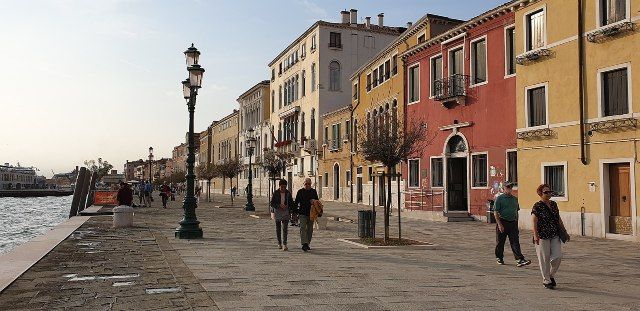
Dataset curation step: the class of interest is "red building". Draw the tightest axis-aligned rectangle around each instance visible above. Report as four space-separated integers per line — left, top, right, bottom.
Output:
402 2 518 221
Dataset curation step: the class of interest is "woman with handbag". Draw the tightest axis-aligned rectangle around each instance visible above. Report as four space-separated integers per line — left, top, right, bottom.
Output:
270 179 293 251
531 184 570 289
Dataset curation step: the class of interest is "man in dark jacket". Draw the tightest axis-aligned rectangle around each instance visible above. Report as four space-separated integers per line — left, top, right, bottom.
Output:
116 182 133 206
295 178 319 252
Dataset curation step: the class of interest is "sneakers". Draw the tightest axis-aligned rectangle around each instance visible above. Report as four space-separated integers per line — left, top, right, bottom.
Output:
282 245 288 251
551 278 556 287
516 259 532 267
496 258 505 265
302 243 309 252
543 283 555 290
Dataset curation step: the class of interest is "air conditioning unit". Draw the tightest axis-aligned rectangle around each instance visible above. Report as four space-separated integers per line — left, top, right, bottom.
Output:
303 139 317 152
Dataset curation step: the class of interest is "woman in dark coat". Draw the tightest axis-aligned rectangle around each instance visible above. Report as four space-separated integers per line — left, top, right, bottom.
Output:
270 179 294 251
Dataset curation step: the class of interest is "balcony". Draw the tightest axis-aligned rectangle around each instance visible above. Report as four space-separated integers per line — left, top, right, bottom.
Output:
433 74 469 108
588 117 637 133
587 21 636 43
517 128 554 140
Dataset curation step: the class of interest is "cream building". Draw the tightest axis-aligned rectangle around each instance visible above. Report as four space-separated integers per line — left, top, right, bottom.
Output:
268 9 406 192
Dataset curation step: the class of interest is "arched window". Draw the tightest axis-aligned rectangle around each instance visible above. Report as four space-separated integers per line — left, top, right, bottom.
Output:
311 108 316 139
311 63 316 92
301 112 306 139
447 135 467 154
301 70 306 96
329 61 341 91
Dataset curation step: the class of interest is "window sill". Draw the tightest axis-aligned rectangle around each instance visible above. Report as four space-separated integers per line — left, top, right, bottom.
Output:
587 113 637 124
587 20 635 43
469 80 488 88
471 186 490 190
408 100 420 106
504 73 516 79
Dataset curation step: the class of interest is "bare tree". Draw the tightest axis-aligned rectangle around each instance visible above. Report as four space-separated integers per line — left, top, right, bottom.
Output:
198 164 219 202
218 158 243 205
84 158 113 181
357 113 433 243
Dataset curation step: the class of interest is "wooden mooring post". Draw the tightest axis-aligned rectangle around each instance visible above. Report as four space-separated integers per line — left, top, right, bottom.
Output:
69 167 87 218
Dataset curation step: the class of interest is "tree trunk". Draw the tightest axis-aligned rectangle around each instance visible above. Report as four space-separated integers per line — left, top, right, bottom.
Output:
385 168 392 244
230 177 234 205
207 180 211 202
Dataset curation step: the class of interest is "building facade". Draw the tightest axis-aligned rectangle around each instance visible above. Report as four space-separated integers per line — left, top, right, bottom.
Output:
237 81 271 197
318 105 352 201
211 110 240 194
0 163 37 190
514 0 639 240
350 13 463 209
268 9 406 192
124 159 144 181
403 2 518 221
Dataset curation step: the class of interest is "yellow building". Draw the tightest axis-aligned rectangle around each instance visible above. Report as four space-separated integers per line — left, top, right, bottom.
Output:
515 0 639 240
349 14 463 207
210 109 240 195
318 105 352 202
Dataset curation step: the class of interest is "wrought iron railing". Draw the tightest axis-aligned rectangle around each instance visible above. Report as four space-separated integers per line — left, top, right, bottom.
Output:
433 74 469 101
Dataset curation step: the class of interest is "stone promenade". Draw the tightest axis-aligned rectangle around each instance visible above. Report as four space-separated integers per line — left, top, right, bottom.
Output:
1 193 639 310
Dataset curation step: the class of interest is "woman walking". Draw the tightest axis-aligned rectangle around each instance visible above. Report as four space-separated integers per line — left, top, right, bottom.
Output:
532 184 570 289
270 179 293 251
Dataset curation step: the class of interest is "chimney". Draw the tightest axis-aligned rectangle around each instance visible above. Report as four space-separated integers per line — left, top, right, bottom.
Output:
350 9 357 26
407 21 413 28
378 13 384 27
365 17 371 28
340 10 349 24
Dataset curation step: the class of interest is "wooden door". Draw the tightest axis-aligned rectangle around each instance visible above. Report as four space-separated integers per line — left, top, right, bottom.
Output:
609 163 631 234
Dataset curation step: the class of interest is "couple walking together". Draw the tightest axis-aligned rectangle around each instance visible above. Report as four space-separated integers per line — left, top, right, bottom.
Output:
270 178 321 252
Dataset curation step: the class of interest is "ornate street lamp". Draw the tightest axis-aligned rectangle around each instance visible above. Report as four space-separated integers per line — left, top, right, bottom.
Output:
175 44 204 239
245 128 256 212
148 147 154 182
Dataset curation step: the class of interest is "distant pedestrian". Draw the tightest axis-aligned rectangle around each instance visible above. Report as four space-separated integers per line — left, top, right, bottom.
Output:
137 182 146 207
532 184 570 290
116 182 133 206
270 179 293 251
144 181 152 207
295 178 319 252
494 181 531 267
195 185 202 202
231 186 236 197
160 181 171 208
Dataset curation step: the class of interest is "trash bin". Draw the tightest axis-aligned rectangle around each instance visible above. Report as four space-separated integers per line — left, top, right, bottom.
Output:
113 205 135 228
358 210 376 238
486 200 496 224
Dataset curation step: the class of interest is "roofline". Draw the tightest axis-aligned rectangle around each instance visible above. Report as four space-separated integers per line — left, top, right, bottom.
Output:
236 80 270 102
268 20 405 67
402 0 520 58
213 109 239 127
321 105 352 118
350 13 464 80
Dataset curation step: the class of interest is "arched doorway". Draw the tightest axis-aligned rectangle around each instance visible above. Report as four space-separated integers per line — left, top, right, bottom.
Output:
333 163 340 200
446 135 468 211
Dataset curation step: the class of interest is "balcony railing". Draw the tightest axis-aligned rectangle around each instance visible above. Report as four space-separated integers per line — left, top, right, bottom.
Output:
433 74 469 107
587 21 635 43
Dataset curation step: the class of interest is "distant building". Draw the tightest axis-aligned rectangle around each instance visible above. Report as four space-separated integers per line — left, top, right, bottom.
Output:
102 169 125 187
124 159 145 181
0 163 38 190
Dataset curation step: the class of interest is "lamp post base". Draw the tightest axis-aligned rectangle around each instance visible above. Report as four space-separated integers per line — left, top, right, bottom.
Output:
244 202 255 212
175 221 203 239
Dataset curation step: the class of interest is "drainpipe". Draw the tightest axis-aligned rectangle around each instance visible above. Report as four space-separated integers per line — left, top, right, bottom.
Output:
578 0 588 165
350 85 361 203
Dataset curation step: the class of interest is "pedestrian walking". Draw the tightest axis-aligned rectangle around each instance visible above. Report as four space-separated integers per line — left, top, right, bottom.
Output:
160 181 171 208
195 185 202 202
494 181 531 267
295 178 319 252
116 182 133 207
144 181 152 207
137 182 146 207
270 179 293 251
532 184 570 289
231 186 236 197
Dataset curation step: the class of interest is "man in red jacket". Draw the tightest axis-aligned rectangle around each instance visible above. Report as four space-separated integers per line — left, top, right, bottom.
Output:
116 182 133 207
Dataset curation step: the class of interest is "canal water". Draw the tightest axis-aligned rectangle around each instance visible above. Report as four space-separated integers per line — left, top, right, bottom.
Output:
0 196 71 255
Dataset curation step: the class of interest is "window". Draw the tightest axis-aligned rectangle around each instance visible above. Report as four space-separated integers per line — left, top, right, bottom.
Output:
392 55 398 75
279 63 282 75
346 171 351 186
384 60 391 79
372 69 378 87
408 159 420 188
353 120 358 151
345 120 350 140
368 167 373 181
311 63 316 92
271 69 275 81
472 153 488 188
543 163 567 199
507 150 518 184
601 67 629 117
271 91 275 112
505 27 516 76
417 33 426 43
331 123 341 149
366 74 372 92
527 85 547 127
311 34 317 50
430 158 443 187
526 9 545 51
301 70 306 97
329 61 341 91
329 32 342 48
324 172 328 187
311 109 316 139
430 55 442 97
324 126 328 143
600 0 627 26
408 64 420 103
301 43 306 57
471 38 487 85
378 64 384 83
450 48 463 75
278 85 282 108
353 83 358 100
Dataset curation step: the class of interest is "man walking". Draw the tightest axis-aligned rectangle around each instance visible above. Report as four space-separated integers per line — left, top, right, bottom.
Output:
144 180 153 207
494 181 531 267
137 182 146 207
295 178 319 252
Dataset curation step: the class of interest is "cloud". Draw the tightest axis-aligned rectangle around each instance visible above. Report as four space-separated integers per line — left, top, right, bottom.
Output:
295 0 327 19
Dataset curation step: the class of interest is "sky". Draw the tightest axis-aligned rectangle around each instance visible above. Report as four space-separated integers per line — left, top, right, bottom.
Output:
0 0 507 178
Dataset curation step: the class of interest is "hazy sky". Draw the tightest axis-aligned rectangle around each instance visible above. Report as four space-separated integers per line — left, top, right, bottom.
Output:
0 0 506 177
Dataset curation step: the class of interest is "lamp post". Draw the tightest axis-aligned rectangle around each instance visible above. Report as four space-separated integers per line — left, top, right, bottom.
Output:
245 128 256 211
148 147 154 182
175 43 204 239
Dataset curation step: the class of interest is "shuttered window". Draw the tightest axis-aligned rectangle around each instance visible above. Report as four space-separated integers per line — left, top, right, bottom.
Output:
601 0 627 26
408 65 420 103
431 158 444 187
329 61 341 91
366 74 372 92
472 39 487 84
506 27 516 75
527 86 546 127
431 56 442 96
450 48 463 75
329 32 342 48
526 10 545 51
507 151 518 184
372 69 378 87
544 165 565 197
602 68 629 117
472 154 488 188
408 159 420 188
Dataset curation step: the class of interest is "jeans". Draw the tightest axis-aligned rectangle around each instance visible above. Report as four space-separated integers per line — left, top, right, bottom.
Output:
535 236 562 284
299 215 313 245
495 219 525 260
161 195 168 207
275 220 289 245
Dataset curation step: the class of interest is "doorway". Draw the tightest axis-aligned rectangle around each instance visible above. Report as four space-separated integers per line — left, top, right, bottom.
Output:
357 177 363 203
447 157 468 211
333 164 340 200
378 175 386 206
608 163 632 235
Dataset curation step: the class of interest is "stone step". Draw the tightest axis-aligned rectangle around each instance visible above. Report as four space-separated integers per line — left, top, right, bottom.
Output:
444 211 474 222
